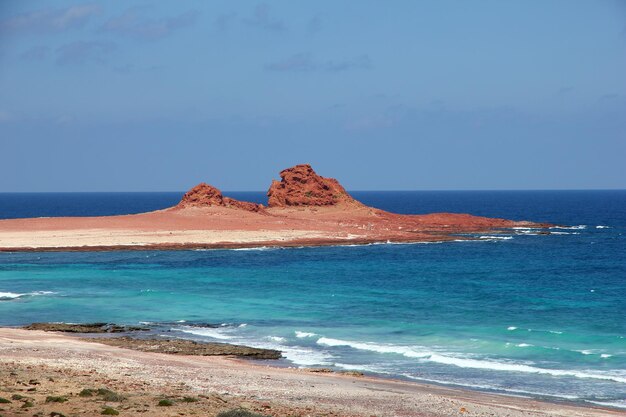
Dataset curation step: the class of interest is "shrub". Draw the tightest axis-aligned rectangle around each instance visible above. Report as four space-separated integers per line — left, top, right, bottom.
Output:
97 389 124 402
45 396 67 403
157 399 174 407
0 397 10 404
101 407 119 415
79 389 95 397
22 401 34 408
181 397 199 403
11 394 25 400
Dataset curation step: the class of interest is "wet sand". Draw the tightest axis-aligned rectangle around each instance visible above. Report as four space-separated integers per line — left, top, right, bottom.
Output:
0 328 621 417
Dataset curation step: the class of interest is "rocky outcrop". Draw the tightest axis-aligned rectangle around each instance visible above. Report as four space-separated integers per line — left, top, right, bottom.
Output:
267 164 362 208
177 183 264 212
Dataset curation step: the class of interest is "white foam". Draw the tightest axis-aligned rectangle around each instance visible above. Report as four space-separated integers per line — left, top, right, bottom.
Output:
267 336 286 343
176 326 235 340
516 343 533 347
316 337 626 384
550 225 586 230
0 291 55 300
601 354 613 359
295 331 317 338
507 326 517 331
588 400 626 409
479 236 513 240
550 231 580 235
402 374 583 399
0 292 23 300
317 337 431 358
232 246 273 251
596 225 610 229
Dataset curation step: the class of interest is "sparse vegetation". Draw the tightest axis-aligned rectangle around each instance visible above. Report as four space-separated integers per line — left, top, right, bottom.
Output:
97 388 124 402
101 407 120 415
157 399 174 406
79 388 95 397
45 396 67 403
181 396 199 402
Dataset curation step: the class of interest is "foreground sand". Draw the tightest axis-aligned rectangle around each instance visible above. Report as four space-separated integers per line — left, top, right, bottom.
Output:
0 329 621 417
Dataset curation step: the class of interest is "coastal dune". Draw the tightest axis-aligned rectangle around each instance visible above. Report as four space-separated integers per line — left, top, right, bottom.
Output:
0 164 548 251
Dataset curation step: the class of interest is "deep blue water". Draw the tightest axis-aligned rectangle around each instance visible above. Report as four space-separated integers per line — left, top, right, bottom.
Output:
0 190 625 408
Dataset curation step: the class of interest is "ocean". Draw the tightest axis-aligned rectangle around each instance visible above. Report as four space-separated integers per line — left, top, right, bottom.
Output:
0 190 625 408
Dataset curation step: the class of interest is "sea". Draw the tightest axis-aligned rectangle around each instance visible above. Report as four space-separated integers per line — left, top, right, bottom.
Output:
0 190 625 408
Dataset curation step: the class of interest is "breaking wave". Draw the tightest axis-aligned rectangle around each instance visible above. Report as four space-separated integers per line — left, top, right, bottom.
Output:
0 291 55 301
315 337 626 384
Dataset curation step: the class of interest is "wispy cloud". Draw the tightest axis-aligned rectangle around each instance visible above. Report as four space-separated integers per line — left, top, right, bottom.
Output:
244 3 286 32
55 41 116 66
266 54 372 73
0 3 101 35
101 7 198 40
20 45 49 61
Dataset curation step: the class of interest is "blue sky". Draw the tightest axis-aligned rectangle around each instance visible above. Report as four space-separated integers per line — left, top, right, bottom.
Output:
0 0 625 191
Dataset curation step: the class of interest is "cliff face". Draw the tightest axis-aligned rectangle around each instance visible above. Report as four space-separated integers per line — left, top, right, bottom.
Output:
267 164 361 208
177 183 263 212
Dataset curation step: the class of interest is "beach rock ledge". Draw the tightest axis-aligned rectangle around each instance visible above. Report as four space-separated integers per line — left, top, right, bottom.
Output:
267 164 362 208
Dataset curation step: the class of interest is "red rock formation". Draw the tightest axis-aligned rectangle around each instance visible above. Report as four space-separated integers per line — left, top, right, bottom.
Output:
178 183 224 207
177 183 263 212
267 164 362 208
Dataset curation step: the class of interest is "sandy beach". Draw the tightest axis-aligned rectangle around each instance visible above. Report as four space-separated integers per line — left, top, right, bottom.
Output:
0 328 622 417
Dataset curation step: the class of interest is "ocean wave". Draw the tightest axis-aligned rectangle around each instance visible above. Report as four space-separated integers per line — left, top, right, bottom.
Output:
176 326 235 340
267 336 287 343
232 246 274 251
295 331 317 338
550 225 586 230
596 225 610 229
588 400 626 409
0 291 55 301
479 236 513 240
506 326 563 335
400 374 583 401
316 337 626 384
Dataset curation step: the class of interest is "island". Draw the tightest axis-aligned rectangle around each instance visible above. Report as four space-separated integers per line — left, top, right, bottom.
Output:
0 164 549 251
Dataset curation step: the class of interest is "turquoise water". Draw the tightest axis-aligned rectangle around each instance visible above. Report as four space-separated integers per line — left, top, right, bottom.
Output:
0 191 625 408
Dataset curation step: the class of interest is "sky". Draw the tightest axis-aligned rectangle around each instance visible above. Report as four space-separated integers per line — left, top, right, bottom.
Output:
0 0 625 192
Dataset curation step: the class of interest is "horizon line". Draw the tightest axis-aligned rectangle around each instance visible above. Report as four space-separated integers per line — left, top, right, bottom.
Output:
1 188 625 194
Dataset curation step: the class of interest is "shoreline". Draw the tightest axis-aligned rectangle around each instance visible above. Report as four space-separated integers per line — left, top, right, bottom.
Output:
0 328 622 416
0 234 462 252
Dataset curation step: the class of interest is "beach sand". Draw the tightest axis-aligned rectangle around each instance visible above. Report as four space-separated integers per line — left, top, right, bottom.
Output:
0 328 621 417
